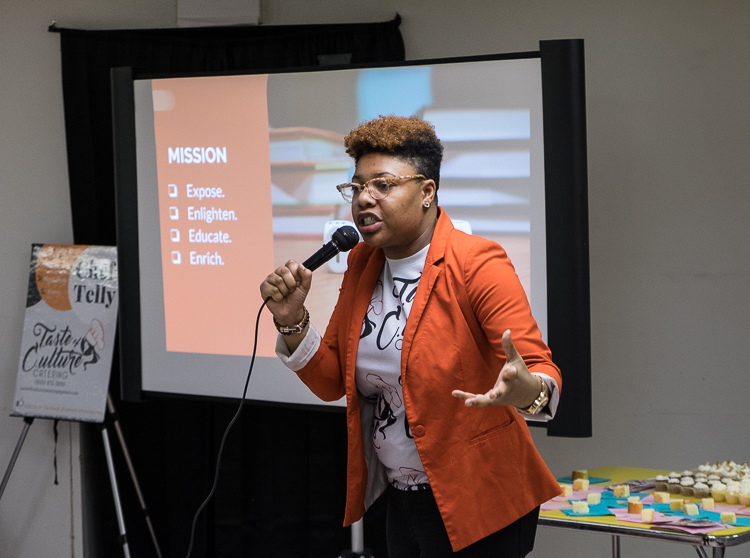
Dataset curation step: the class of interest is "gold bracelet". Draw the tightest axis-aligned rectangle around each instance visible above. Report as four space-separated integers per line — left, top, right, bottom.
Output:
515 375 550 415
273 307 310 336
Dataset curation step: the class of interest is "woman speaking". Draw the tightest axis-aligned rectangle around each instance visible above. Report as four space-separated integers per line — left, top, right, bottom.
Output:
260 115 562 557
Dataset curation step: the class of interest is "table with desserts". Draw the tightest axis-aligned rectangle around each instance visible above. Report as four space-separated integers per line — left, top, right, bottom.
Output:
539 465 750 558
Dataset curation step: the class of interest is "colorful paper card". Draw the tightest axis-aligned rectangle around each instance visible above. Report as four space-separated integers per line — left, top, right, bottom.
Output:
562 503 614 517
556 476 610 485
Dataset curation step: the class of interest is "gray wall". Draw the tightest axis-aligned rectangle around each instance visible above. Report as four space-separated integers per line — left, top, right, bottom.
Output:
1 0 748 556
0 2 175 557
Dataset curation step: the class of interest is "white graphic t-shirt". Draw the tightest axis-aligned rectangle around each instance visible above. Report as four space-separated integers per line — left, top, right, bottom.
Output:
354 245 429 490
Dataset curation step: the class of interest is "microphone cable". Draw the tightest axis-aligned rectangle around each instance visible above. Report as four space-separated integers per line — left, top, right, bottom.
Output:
184 297 270 558
181 225 357 557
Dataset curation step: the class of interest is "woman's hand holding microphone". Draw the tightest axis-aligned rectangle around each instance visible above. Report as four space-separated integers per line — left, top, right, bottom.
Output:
260 260 313 353
260 225 359 353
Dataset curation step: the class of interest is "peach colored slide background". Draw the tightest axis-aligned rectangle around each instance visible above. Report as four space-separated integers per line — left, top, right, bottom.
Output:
153 75 277 357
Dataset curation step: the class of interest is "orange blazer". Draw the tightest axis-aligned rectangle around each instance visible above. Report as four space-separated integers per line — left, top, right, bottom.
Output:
295 210 562 551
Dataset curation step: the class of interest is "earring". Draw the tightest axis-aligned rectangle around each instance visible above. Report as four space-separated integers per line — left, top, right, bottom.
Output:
424 201 430 208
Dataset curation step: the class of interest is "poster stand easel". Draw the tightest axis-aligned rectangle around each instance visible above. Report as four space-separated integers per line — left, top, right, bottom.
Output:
0 393 163 558
0 416 34 501
105 393 163 558
7 244 158 556
100 416 132 558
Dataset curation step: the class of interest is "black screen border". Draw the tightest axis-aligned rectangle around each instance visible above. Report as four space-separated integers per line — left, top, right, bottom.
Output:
112 40 591 437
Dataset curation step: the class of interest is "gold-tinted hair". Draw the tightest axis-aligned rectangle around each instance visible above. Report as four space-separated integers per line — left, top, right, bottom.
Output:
344 115 443 188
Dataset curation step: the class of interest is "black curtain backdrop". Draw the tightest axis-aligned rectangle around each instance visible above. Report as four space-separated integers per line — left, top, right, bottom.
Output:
55 18 403 558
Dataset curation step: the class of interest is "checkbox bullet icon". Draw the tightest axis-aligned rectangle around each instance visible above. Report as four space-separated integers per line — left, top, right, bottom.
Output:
170 229 180 242
168 184 178 197
169 207 179 220
171 251 181 264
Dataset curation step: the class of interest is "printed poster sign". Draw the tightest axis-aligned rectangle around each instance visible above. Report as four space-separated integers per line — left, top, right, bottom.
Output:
12 244 118 423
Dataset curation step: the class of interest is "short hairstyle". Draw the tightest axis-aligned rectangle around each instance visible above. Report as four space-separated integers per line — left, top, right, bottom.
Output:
344 115 444 190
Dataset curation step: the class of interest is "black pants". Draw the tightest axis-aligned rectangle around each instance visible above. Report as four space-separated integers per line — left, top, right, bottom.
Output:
386 484 539 557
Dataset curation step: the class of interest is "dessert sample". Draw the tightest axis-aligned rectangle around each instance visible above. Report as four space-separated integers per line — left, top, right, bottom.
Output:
641 508 655 522
571 501 589 514
680 476 695 496
559 483 573 497
725 481 741 504
720 511 737 524
669 500 685 511
693 482 710 498
573 478 590 491
654 475 669 492
572 470 588 480
613 485 630 498
711 482 727 503
627 498 643 514
653 492 670 504
684 503 699 516
701 498 715 510
587 492 601 505
739 482 750 506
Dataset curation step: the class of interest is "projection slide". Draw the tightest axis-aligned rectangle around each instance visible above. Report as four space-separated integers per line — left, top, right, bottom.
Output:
131 57 546 404
152 75 276 357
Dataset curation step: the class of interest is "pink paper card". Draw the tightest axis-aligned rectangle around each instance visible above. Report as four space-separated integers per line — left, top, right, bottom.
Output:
541 501 571 511
712 503 744 513
660 521 728 535
610 508 673 524
551 486 605 502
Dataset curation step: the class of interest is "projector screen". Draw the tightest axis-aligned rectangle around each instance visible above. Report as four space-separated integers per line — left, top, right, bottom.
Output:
113 41 591 435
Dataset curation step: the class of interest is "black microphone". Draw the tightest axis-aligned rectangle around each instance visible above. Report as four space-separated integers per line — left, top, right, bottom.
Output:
302 225 360 271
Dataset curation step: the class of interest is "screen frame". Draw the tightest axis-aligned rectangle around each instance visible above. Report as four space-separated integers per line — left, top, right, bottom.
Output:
112 39 591 437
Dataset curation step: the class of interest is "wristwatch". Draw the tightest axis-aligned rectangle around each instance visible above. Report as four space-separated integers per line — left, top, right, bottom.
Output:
516 376 550 415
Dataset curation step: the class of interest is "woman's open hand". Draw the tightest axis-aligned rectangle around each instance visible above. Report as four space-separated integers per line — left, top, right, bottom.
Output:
451 330 541 408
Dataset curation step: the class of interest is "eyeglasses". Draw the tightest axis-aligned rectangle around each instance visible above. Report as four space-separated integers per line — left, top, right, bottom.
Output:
336 175 426 203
